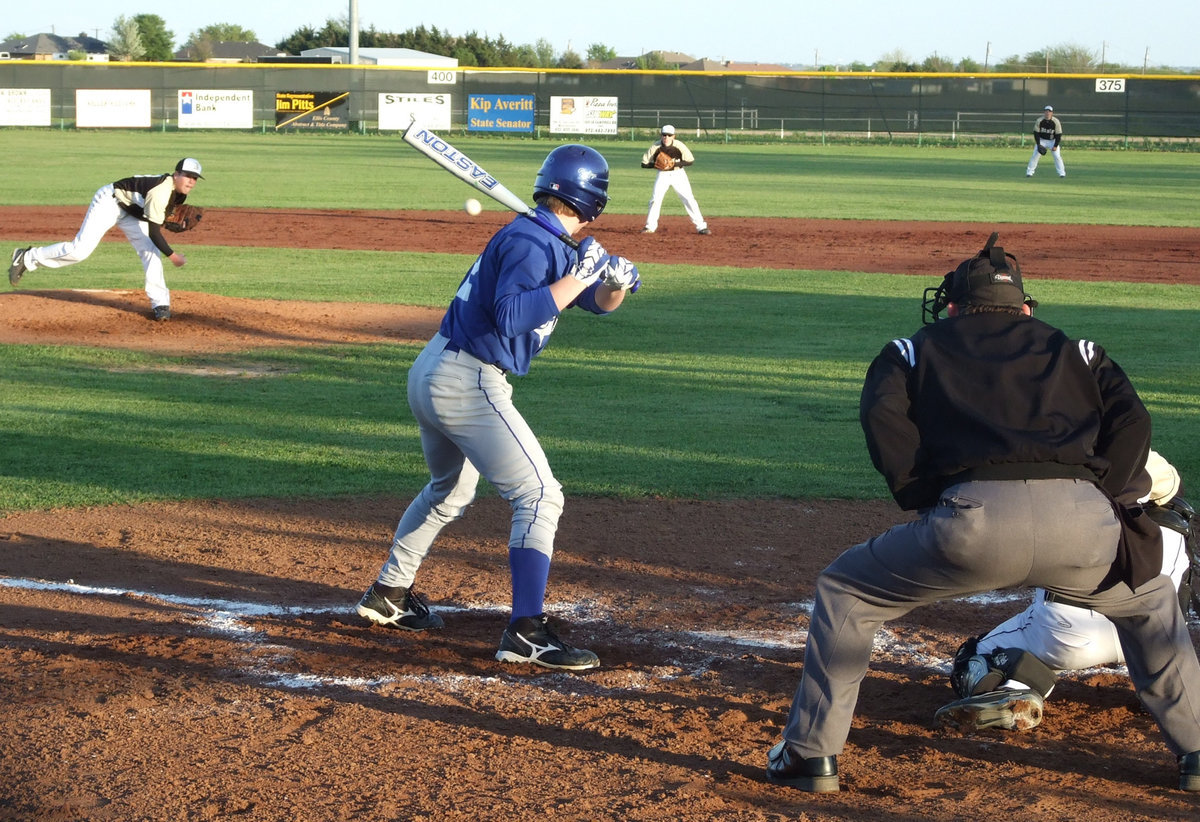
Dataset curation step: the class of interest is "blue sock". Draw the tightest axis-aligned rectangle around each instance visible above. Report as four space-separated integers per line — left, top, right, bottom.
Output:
508 547 550 621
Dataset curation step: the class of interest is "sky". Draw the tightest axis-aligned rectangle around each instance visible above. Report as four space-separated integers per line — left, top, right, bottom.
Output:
6 1 1197 70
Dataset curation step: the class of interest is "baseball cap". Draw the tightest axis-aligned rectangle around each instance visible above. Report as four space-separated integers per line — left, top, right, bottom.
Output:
660 124 675 135
947 234 1035 309
1044 105 1053 111
175 157 204 179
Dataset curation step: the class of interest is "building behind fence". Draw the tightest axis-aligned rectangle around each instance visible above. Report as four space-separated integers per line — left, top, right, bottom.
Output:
1 62 1197 143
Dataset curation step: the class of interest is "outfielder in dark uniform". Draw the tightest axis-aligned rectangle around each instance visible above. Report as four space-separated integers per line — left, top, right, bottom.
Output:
8 158 204 320
1026 105 1065 177
765 233 1200 793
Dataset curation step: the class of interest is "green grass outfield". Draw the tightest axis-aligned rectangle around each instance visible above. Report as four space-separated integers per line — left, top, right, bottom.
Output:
1 131 1197 511
1 130 1198 225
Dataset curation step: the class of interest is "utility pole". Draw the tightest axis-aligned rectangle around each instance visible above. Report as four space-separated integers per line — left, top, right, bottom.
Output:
349 0 359 65
984 41 990 72
1143 47 1149 74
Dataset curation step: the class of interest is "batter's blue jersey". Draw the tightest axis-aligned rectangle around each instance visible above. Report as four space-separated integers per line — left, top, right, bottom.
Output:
439 205 609 376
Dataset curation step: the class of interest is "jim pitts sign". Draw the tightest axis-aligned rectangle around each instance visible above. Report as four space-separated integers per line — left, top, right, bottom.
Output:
468 95 535 133
178 90 254 129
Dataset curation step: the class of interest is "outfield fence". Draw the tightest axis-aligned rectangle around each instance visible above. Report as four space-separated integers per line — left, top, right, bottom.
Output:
1 62 1196 145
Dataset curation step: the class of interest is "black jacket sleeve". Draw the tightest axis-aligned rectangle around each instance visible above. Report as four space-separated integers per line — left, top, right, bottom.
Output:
860 340 939 510
1087 343 1152 503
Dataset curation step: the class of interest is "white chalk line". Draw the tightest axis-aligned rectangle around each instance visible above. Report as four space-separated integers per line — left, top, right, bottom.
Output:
1 576 1156 695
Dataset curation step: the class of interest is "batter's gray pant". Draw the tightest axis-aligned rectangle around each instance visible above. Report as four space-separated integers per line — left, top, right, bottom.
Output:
376 334 563 589
782 478 1200 758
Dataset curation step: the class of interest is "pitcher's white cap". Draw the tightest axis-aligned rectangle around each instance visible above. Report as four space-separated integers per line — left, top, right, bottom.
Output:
175 157 204 179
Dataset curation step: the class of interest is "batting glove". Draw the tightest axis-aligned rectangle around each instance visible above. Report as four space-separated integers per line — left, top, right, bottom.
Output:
598 255 640 291
568 237 607 285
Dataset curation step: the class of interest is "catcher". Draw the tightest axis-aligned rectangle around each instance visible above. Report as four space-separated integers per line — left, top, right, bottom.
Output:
937 449 1198 732
639 125 710 235
9 158 205 321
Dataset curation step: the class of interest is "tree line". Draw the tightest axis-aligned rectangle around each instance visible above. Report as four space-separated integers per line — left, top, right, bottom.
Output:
10 15 1192 74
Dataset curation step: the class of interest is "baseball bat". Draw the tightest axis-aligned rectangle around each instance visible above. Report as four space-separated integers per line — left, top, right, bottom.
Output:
401 121 580 250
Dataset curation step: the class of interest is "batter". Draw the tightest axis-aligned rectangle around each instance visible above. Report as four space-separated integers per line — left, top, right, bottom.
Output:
354 144 640 671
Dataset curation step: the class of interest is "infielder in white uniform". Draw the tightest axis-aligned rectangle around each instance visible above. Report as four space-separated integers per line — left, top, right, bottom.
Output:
1026 105 1066 178
8 158 204 321
640 124 710 235
937 449 1196 730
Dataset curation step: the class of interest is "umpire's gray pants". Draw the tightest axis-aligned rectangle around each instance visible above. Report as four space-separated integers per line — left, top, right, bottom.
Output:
783 478 1200 758
376 334 563 589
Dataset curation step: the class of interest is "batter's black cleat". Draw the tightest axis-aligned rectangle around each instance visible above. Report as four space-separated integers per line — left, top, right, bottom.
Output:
356 584 444 631
495 614 599 671
1181 751 1200 792
935 688 1044 731
152 305 171 321
9 247 29 287
766 742 839 792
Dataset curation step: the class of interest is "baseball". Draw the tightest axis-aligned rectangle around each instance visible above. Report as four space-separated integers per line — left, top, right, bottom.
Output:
464 198 482 216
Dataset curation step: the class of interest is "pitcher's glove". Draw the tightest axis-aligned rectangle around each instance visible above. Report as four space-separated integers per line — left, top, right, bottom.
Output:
654 152 675 171
1037 145 1048 156
164 204 204 232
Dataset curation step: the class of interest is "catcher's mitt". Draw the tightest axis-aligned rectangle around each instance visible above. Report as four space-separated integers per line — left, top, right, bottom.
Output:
1037 145 1048 156
165 204 204 233
654 151 675 171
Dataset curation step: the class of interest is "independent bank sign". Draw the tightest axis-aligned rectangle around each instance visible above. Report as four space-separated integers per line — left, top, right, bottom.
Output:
178 90 254 129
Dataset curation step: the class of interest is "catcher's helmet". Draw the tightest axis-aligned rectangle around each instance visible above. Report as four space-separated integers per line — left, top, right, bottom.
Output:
922 232 1037 324
533 144 609 222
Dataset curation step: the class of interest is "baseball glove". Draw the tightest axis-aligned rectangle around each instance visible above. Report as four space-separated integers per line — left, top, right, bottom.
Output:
164 204 204 233
654 152 675 171
1037 145 1048 156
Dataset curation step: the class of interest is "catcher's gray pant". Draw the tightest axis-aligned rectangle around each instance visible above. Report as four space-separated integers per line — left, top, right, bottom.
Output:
782 478 1200 759
23 184 172 309
375 333 563 589
1026 139 1066 176
644 169 707 232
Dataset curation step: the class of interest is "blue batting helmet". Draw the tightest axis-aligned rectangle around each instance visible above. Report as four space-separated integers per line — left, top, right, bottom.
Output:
532 144 609 222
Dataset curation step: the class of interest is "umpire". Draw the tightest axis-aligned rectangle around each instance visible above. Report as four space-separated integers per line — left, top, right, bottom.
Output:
766 233 1200 793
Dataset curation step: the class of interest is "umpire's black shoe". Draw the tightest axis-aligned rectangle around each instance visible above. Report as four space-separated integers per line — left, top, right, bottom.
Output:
1181 751 1200 791
9 247 29 287
495 614 599 671
766 742 839 792
356 584 444 631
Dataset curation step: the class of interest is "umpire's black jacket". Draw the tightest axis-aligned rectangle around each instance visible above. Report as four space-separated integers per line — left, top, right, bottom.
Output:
860 311 1159 587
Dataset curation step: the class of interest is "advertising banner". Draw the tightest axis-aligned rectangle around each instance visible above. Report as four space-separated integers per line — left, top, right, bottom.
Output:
179 90 254 129
275 92 349 130
378 93 451 130
548 96 618 135
467 94 535 133
0 88 51 126
76 89 152 128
